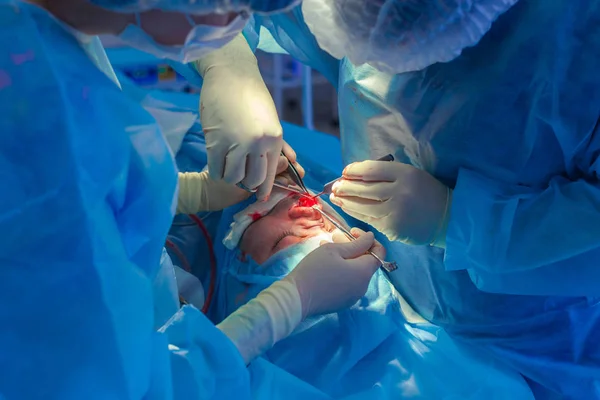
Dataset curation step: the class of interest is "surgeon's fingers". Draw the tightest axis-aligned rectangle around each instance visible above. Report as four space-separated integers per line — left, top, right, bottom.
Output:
333 231 375 259
256 150 280 200
332 180 394 201
330 194 389 219
276 157 305 183
293 161 305 179
347 228 384 258
282 141 297 164
367 238 386 260
332 203 377 229
349 227 367 238
342 160 401 182
275 174 292 187
206 143 227 180
275 172 304 187
276 155 289 175
282 141 305 178
240 152 268 190
222 147 248 185
345 253 381 275
331 229 352 244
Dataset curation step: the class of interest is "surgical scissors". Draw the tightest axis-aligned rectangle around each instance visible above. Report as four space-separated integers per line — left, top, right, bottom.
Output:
312 206 398 273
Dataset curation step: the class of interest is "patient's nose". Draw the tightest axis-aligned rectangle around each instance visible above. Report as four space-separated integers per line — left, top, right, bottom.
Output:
289 206 321 220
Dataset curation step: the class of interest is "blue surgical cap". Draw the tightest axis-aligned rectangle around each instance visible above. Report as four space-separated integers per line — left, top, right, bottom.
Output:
90 0 301 14
301 0 519 74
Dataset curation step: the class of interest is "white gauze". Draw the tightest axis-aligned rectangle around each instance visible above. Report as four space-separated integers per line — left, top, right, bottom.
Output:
223 188 290 250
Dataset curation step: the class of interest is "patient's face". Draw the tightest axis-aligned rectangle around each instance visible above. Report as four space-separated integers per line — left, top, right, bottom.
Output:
240 195 336 264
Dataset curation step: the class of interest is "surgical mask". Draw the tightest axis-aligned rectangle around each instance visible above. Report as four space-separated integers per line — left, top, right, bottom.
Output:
301 0 519 74
117 13 248 63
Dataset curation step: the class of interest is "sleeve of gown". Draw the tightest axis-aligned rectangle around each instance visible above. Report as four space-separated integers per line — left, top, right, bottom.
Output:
0 181 251 399
444 128 600 296
0 144 253 400
0 6 251 397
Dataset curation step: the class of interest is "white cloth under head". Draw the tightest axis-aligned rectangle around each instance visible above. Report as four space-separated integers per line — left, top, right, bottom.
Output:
223 188 290 250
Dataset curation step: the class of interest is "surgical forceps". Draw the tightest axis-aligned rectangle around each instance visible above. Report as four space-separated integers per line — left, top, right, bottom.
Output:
282 151 309 194
312 206 398 273
272 181 308 195
275 154 396 197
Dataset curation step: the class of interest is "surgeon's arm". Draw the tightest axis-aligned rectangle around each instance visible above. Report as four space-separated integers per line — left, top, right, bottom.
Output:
177 171 251 213
445 137 600 295
216 229 383 364
217 280 302 365
176 153 292 214
0 184 252 399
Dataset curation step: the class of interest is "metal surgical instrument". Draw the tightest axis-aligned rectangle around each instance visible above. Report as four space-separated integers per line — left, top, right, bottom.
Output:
312 205 398 273
282 151 309 194
312 154 395 198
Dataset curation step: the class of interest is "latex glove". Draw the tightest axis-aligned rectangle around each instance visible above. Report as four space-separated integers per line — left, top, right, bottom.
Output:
217 279 301 365
286 228 384 318
275 141 305 186
196 33 290 200
217 229 383 364
177 171 250 214
176 153 293 213
330 161 452 247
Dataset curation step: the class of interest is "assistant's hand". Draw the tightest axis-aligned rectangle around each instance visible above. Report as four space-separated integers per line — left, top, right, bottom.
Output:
218 228 382 364
196 33 291 200
285 228 384 318
330 161 452 247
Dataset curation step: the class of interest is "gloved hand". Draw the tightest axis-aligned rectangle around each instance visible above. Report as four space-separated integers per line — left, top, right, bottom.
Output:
275 141 305 186
177 171 250 214
217 228 383 364
196 33 294 200
286 228 384 318
330 160 452 247
176 153 293 213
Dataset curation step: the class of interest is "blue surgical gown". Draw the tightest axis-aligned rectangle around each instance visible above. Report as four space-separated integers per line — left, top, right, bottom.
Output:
250 1 600 397
0 2 252 399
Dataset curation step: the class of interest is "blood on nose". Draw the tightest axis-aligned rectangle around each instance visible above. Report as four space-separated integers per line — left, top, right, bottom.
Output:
297 196 318 208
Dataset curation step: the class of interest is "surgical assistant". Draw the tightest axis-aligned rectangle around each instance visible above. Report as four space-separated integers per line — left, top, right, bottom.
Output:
246 1 600 397
0 1 385 399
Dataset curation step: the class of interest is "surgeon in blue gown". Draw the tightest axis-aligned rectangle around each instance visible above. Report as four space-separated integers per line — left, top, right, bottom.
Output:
0 1 390 399
245 1 600 398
